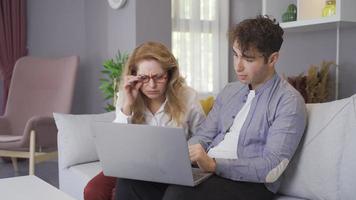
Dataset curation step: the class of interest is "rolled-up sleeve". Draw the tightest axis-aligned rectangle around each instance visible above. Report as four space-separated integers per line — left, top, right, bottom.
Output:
186 100 206 139
214 94 307 183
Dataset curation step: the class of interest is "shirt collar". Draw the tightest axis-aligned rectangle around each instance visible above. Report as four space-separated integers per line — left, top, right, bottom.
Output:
144 98 168 116
254 73 279 94
240 73 279 100
156 98 168 114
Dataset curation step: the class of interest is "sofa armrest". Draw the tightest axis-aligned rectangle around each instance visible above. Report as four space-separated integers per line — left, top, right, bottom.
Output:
19 116 58 151
0 117 11 135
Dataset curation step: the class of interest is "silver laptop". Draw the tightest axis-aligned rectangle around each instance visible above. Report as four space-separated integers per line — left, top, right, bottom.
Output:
92 122 212 186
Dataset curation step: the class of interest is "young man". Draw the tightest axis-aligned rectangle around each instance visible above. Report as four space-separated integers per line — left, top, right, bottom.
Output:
116 15 307 200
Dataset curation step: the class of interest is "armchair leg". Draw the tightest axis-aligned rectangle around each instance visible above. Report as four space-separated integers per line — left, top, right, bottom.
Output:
29 130 36 175
11 157 19 174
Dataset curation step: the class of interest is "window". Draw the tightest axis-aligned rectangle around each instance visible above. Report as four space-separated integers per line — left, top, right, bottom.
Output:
172 0 229 94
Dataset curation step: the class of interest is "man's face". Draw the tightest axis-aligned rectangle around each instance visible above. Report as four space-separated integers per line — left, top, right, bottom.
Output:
232 41 276 90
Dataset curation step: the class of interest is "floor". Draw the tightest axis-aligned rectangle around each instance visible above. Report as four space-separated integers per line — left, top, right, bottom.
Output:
0 158 59 188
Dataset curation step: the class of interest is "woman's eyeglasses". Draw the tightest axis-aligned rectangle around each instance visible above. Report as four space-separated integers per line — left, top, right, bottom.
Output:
138 73 168 84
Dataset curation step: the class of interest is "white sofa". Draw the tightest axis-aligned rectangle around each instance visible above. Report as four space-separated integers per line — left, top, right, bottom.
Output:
55 111 115 200
55 94 356 200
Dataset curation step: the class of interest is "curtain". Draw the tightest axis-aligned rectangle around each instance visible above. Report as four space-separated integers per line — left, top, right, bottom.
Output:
0 0 27 114
172 0 228 94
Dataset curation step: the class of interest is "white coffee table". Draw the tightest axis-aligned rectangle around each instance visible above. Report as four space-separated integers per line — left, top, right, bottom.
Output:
0 175 76 200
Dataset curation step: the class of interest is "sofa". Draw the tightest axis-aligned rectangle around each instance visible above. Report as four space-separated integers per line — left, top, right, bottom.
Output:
54 94 356 200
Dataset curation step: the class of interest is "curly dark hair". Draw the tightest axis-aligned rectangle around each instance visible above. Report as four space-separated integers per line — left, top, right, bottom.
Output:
229 15 284 62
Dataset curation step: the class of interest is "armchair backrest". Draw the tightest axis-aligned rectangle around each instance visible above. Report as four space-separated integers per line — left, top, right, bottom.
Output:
4 56 78 135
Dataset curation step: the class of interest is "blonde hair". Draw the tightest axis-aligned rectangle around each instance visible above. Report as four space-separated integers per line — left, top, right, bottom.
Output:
120 41 187 125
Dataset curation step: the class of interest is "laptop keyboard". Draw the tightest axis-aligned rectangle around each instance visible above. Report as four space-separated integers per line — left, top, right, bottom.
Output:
192 172 206 181
192 168 208 181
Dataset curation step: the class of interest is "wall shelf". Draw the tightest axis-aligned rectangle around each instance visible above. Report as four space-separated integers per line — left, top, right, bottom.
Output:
263 0 356 32
280 17 356 33
262 0 356 99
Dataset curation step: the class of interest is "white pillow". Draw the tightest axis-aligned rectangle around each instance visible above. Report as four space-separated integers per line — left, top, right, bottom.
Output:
54 112 115 169
278 94 356 200
339 94 356 200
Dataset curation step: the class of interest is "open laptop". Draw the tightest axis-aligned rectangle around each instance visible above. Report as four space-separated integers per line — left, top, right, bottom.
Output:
92 122 212 186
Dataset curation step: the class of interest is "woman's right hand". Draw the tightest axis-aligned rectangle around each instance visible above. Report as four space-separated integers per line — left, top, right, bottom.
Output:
122 75 143 115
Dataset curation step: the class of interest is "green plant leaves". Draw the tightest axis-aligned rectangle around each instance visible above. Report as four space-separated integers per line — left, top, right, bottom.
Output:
99 51 129 111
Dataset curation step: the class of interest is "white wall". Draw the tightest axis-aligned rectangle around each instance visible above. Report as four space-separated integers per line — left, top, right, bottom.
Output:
229 0 262 82
136 0 172 49
229 0 356 99
5 0 353 115
26 0 171 114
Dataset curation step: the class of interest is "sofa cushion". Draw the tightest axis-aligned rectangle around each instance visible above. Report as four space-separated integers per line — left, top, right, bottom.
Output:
54 112 115 169
339 94 356 200
59 161 102 200
278 94 356 200
199 96 214 115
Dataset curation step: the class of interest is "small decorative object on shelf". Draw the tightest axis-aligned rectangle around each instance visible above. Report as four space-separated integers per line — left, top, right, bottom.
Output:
322 0 336 17
282 4 297 22
286 61 333 103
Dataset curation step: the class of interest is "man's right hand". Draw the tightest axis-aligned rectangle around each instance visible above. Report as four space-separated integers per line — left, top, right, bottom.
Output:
189 144 216 173
122 75 143 115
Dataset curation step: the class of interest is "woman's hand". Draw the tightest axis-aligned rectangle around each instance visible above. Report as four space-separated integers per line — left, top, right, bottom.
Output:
122 75 143 115
189 144 216 172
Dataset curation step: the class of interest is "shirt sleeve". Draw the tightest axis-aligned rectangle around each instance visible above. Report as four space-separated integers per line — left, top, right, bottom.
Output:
112 91 132 124
214 93 307 183
112 107 132 124
186 100 206 139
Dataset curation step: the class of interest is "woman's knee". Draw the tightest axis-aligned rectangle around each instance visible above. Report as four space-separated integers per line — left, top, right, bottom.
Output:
84 181 104 200
84 172 116 200
116 178 136 189
115 179 140 200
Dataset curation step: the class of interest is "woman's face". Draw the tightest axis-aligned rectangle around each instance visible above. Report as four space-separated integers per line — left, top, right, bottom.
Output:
136 59 168 101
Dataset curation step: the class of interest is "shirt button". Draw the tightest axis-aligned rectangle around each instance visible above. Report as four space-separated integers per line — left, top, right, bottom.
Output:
232 115 235 118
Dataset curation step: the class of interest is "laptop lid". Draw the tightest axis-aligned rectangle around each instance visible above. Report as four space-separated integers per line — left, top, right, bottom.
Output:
92 122 202 186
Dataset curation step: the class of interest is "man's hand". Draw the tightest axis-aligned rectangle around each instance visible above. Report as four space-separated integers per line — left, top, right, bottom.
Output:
189 144 216 172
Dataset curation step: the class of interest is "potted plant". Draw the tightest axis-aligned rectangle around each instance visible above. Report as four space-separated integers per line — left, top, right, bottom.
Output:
99 51 129 111
286 60 333 103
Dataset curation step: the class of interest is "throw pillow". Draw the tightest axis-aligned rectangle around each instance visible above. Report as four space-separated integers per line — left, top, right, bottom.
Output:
199 96 214 115
54 112 115 169
278 94 356 199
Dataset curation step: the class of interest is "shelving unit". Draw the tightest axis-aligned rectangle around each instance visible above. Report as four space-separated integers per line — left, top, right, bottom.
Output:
263 0 356 31
262 0 356 99
279 16 356 32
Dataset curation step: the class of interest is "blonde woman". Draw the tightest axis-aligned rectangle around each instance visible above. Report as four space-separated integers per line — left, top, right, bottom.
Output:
84 41 206 200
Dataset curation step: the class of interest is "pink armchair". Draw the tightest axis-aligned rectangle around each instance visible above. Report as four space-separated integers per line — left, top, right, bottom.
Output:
0 56 78 175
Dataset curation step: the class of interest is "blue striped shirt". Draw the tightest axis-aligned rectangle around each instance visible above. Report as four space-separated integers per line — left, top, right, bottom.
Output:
188 74 307 193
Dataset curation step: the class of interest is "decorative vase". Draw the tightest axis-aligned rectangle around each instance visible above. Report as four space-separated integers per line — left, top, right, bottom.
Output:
322 0 336 17
282 4 297 22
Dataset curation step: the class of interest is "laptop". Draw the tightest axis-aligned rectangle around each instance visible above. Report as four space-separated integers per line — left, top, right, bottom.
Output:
91 122 212 186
